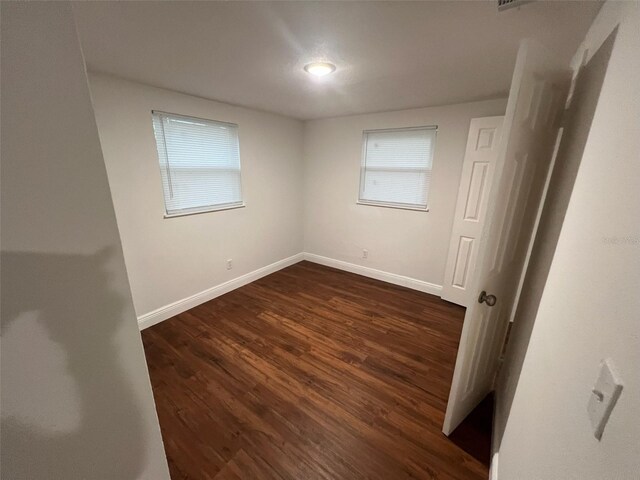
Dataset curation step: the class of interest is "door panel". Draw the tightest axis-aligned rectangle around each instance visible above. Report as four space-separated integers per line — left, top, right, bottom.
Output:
464 160 490 221
442 116 504 307
443 39 570 435
451 236 474 288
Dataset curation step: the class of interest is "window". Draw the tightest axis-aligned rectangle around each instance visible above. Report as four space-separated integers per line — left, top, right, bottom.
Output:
152 111 243 217
358 126 436 210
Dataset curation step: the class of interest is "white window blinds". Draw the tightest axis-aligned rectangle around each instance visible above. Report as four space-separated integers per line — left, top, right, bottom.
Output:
359 126 436 210
152 111 243 217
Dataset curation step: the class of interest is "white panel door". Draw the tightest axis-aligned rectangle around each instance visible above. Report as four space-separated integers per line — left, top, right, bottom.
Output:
443 39 570 435
442 116 504 307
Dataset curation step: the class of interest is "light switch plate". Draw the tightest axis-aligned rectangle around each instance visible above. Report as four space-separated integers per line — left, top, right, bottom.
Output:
587 358 623 440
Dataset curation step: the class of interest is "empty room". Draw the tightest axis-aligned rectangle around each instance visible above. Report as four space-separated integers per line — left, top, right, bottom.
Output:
2 1 639 479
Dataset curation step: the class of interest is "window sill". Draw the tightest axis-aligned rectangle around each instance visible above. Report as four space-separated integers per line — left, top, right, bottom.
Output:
357 201 429 212
164 203 246 218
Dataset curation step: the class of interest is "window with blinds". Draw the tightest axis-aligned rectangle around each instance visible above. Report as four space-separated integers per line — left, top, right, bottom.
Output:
358 126 436 210
151 111 243 217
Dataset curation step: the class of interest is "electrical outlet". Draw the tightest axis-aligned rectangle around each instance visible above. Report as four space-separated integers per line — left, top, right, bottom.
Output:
362 249 368 259
226 259 233 270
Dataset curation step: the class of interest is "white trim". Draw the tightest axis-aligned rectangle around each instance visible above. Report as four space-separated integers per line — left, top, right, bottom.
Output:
362 125 438 134
303 253 442 296
138 252 443 330
356 200 430 212
490 452 499 480
137 253 304 330
163 203 245 218
490 392 501 480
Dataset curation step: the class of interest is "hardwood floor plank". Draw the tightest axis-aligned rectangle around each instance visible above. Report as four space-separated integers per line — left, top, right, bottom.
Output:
143 261 488 479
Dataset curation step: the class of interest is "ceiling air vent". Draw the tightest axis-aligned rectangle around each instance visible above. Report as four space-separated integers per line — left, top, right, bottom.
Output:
498 0 533 11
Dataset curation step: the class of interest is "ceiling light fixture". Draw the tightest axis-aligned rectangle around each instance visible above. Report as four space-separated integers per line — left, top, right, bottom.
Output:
304 62 336 77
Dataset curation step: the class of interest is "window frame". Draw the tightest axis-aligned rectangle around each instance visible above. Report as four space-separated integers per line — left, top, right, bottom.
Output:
357 125 437 212
151 110 245 219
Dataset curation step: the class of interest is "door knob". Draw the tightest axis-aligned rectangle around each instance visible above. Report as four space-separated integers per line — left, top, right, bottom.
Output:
478 290 497 306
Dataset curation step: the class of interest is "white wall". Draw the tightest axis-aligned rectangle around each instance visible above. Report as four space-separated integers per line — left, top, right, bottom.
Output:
88 74 305 323
496 2 640 478
0 3 170 478
303 99 507 288
91 75 506 321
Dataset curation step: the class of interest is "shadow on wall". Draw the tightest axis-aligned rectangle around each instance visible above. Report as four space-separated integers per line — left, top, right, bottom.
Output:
1 249 147 479
495 29 617 448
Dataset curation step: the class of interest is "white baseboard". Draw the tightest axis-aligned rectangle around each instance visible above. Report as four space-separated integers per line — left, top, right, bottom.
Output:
490 391 501 480
303 252 442 296
490 452 499 480
138 252 443 330
137 253 304 330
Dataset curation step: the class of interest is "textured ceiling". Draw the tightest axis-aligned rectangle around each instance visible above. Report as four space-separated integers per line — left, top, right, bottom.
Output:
73 1 601 120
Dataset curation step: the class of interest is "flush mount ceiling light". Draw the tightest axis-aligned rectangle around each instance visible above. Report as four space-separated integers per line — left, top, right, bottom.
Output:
304 62 336 77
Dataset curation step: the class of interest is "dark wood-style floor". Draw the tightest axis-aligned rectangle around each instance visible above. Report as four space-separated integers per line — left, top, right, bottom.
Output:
142 261 489 480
